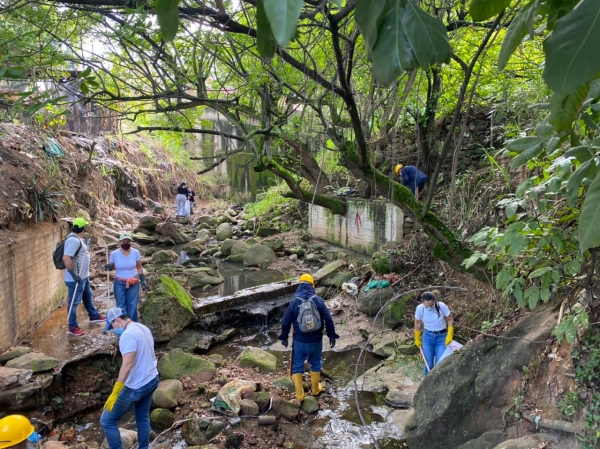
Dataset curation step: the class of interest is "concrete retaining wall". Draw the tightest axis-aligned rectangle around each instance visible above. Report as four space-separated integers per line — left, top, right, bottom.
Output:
309 199 404 254
0 223 67 351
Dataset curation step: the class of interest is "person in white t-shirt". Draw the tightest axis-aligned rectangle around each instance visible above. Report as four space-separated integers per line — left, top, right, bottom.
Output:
100 307 159 449
414 291 454 375
105 233 147 322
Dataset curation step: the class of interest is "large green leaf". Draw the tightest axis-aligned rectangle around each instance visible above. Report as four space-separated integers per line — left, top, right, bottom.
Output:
510 140 544 168
371 1 417 85
579 171 600 252
506 136 543 153
257 0 277 58
264 0 304 46
402 1 452 69
355 0 393 59
0 67 25 79
469 0 511 22
498 0 538 71
549 83 589 132
155 0 180 42
543 0 600 96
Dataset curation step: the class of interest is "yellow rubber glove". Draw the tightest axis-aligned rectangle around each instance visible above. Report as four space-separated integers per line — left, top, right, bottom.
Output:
445 326 454 346
104 381 124 412
414 330 422 348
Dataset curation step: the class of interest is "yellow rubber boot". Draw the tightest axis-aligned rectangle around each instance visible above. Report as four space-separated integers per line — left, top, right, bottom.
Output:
292 373 305 402
310 371 323 396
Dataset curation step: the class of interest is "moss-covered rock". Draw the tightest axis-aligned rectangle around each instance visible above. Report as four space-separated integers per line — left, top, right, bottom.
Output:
301 396 319 414
219 239 236 256
236 347 277 373
243 244 277 268
230 240 251 257
188 271 224 289
158 349 216 382
156 222 191 244
216 223 233 241
256 227 279 237
152 379 183 409
384 296 408 328
356 285 396 316
5 352 58 373
150 408 174 429
251 390 271 412
272 377 294 391
264 239 284 252
137 215 161 231
196 229 212 244
272 396 300 420
141 275 196 342
0 347 31 363
197 215 218 227
182 239 206 255
151 250 178 264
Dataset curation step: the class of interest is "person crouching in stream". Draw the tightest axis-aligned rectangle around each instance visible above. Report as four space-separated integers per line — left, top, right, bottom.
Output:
279 274 339 401
414 291 454 375
105 233 147 322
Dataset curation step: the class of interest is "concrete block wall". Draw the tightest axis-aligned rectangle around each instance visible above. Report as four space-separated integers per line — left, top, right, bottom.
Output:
0 222 67 351
309 199 404 254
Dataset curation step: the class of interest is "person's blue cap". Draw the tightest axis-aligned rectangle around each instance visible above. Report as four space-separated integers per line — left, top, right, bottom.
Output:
105 307 126 331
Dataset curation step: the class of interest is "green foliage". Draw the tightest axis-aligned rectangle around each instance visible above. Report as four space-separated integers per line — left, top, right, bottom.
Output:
263 0 304 46
155 0 180 42
497 0 537 71
469 0 511 22
256 0 277 58
543 0 600 96
579 172 600 252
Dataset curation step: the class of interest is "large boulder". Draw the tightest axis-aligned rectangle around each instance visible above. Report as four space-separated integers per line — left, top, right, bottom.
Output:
216 223 233 241
196 229 212 244
156 222 191 244
256 227 279 237
219 239 236 256
243 244 276 268
236 347 277 373
271 396 300 420
0 347 31 362
5 352 58 373
206 420 227 440
141 275 196 342
150 408 174 429
182 239 206 255
0 373 52 410
356 285 396 316
264 239 284 252
197 215 218 227
371 331 412 357
137 215 161 231
404 309 557 449
151 250 178 264
158 349 216 382
301 396 319 414
0 367 32 391
188 271 224 289
152 379 183 408
231 240 251 257
132 233 156 244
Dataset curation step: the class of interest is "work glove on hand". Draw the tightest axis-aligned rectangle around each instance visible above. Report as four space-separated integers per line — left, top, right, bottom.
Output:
104 263 113 271
414 330 422 349
68 269 81 283
445 326 454 346
103 381 124 412
139 273 148 291
280 339 288 348
329 338 336 349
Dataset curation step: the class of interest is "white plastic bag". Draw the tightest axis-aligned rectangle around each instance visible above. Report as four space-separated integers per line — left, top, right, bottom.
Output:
438 340 463 363
184 200 191 217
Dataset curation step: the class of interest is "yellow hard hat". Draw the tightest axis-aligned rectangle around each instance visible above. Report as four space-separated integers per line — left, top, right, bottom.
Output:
0 415 34 449
299 274 315 286
394 164 403 176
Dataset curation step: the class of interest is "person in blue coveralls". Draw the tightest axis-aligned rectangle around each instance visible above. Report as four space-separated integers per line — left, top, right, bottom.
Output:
395 164 428 200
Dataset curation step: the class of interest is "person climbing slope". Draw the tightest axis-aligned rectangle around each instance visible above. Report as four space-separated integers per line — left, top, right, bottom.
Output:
279 274 339 401
394 164 428 200
105 232 147 322
414 291 454 375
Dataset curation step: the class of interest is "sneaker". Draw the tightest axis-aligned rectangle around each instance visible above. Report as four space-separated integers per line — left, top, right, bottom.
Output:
89 314 106 324
69 326 85 336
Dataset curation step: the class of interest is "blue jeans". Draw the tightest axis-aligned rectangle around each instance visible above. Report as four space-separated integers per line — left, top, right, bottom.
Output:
65 278 101 328
422 330 447 375
113 280 139 322
292 340 323 374
100 375 159 449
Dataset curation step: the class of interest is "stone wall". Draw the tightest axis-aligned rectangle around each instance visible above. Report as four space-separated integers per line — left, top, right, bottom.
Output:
0 222 67 351
309 199 404 254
